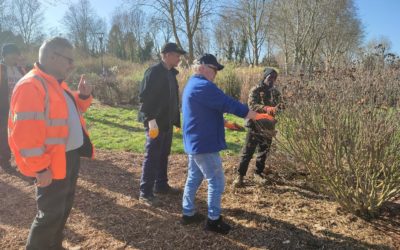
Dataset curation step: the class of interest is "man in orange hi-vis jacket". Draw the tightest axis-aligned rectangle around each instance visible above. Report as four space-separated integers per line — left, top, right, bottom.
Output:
8 37 94 250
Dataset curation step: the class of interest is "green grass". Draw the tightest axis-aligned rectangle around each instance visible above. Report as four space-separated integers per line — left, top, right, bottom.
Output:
84 104 247 155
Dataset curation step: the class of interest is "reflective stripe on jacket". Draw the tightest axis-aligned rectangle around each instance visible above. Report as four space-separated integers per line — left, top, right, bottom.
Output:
8 63 94 179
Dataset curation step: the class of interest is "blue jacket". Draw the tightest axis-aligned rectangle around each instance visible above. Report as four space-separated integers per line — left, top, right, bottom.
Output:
182 74 249 154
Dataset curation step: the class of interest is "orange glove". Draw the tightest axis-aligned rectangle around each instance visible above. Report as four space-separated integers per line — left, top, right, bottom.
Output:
255 113 275 121
148 119 159 139
224 121 237 130
224 121 244 131
263 106 277 116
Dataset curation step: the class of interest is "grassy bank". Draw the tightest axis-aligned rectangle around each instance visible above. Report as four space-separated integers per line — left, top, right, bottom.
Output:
84 102 247 156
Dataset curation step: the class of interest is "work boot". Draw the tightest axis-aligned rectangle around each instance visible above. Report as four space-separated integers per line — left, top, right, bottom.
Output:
253 172 268 185
181 212 206 225
232 175 244 188
139 194 161 207
205 216 231 235
154 185 180 195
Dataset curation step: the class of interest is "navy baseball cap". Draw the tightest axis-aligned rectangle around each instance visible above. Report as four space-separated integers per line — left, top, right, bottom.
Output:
161 42 187 54
197 53 224 71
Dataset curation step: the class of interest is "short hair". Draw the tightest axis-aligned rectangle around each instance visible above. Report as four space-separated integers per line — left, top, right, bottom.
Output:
191 60 203 73
39 37 73 63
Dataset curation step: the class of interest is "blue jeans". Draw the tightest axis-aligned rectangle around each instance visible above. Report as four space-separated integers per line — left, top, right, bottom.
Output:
182 152 225 220
140 129 172 197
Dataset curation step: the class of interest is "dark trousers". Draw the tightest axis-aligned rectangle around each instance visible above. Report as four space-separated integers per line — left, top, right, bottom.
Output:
140 129 172 197
0 120 11 167
237 129 272 176
26 149 80 250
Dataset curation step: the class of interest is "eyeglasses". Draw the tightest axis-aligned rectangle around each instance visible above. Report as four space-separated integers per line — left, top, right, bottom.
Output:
206 64 218 74
54 52 74 65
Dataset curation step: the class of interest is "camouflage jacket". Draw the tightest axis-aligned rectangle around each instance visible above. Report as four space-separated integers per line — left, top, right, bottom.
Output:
247 81 282 129
248 81 281 111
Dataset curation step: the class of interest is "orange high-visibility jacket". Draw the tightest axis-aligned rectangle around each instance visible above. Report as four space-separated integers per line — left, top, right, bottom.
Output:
8 63 94 179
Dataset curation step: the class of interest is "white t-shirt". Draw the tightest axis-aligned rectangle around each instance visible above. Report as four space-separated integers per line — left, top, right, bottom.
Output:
63 91 84 152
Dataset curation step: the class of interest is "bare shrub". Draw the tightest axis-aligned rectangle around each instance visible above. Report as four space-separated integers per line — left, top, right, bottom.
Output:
275 69 400 218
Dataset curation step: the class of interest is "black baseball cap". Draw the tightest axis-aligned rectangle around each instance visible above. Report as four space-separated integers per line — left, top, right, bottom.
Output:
1 43 21 57
197 53 224 71
161 42 187 54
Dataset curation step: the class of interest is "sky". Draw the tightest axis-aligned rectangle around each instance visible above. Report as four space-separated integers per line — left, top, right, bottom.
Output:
354 0 400 54
41 0 400 55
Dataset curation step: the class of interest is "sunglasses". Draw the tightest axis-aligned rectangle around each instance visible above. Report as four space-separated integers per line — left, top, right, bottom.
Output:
54 52 74 65
206 64 218 73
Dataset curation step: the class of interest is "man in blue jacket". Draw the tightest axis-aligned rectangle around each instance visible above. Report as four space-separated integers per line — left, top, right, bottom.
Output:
181 54 272 234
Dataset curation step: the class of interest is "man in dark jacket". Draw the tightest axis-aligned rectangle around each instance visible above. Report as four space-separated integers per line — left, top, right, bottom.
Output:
233 67 282 187
0 43 26 171
137 42 186 205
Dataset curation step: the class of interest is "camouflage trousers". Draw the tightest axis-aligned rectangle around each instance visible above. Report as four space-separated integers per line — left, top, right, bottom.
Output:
237 129 272 176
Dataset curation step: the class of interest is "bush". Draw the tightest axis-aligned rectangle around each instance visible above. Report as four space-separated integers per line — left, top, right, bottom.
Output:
276 70 400 218
70 53 149 105
215 63 242 100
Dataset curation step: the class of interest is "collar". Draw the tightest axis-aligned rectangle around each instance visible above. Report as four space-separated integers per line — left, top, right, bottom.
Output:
158 61 179 75
258 80 274 90
33 62 64 85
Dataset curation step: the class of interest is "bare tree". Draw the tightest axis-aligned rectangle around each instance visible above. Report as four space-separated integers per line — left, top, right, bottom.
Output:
11 0 44 46
63 0 105 53
320 0 363 71
109 7 149 61
362 36 393 70
214 10 248 63
135 0 214 63
193 27 211 56
270 0 362 74
112 8 147 46
148 17 173 55
0 0 9 32
232 0 271 66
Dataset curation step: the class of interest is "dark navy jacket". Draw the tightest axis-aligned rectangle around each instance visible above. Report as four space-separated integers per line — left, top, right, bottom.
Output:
182 74 249 154
138 62 180 131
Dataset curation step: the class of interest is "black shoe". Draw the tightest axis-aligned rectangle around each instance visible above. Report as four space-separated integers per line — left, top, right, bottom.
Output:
205 216 231 235
139 195 161 206
181 212 206 225
154 185 180 195
233 175 244 188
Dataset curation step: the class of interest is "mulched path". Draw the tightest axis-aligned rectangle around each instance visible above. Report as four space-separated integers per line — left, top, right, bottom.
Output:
1 150 399 249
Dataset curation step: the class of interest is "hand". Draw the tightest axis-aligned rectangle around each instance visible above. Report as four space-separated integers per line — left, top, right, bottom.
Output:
245 110 257 120
78 74 93 96
36 169 52 187
148 119 159 139
175 127 181 133
255 113 275 122
263 106 277 116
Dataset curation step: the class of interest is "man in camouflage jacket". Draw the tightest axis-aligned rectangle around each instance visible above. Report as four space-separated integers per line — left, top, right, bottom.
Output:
233 68 282 187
